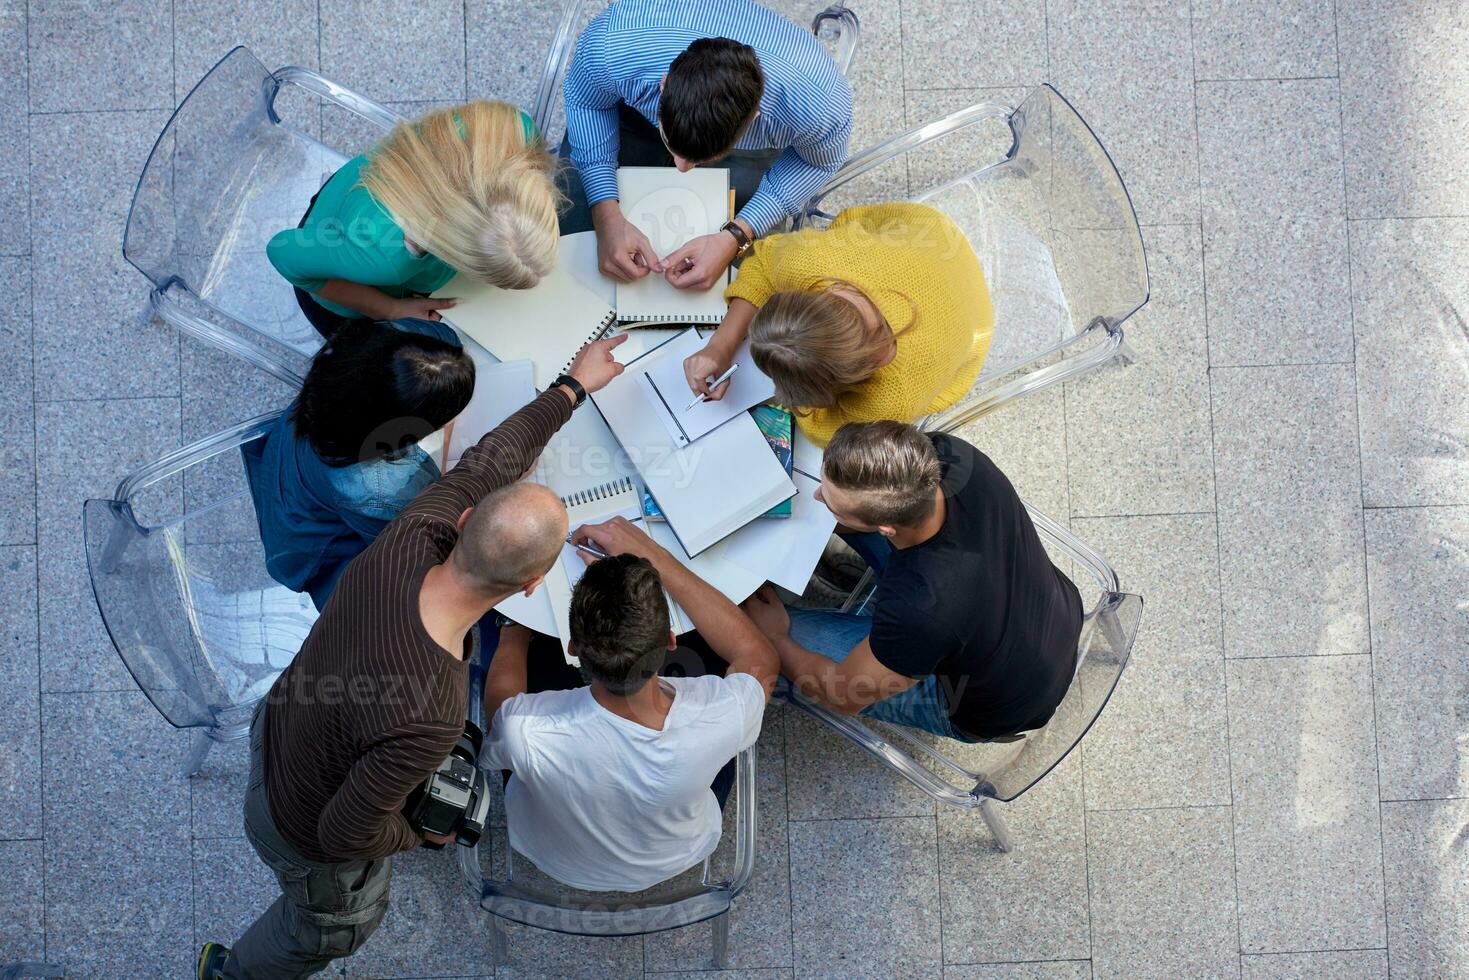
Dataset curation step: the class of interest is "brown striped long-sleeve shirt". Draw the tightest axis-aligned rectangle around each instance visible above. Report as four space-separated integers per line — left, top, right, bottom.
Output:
263 388 574 862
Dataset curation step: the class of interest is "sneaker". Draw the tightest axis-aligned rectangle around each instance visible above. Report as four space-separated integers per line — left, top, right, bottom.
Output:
197 941 231 980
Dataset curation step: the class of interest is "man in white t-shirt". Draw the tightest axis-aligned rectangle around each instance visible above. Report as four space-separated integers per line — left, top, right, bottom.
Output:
482 516 779 892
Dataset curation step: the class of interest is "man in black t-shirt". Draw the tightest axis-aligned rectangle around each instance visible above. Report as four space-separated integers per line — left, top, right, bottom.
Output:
740 421 1083 740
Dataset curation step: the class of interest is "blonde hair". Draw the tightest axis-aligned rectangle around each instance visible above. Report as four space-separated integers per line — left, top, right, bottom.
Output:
361 101 563 289
748 281 910 413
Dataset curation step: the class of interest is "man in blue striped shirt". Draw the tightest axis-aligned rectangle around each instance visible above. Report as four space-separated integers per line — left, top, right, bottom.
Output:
561 0 853 292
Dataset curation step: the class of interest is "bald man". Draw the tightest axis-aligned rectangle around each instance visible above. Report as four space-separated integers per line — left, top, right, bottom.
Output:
199 337 625 980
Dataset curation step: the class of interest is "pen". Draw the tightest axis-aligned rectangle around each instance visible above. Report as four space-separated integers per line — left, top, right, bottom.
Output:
567 536 608 559
686 363 739 411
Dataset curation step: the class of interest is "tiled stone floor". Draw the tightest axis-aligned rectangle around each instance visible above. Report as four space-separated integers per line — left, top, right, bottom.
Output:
0 1 1465 978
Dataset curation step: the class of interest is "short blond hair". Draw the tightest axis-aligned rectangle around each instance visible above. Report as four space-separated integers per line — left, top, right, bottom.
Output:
822 421 941 527
361 101 563 289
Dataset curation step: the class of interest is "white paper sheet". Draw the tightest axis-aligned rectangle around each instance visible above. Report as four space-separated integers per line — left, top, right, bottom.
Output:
615 167 730 323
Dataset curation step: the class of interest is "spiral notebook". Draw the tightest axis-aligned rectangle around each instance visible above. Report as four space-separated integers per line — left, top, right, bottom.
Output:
615 166 731 324
432 231 617 388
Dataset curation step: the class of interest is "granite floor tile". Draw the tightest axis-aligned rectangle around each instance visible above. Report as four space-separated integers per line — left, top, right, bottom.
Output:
1197 80 1344 223
345 847 497 977
320 0 467 103
466 0 589 124
0 256 35 545
1227 656 1386 953
1074 515 1231 810
1190 0 1338 80
29 109 180 401
34 397 181 692
901 0 1047 89
944 964 1091 980
27 0 173 112
939 756 1090 964
1203 214 1354 367
1048 0 1200 226
1348 217 1469 508
1086 806 1239 980
1365 506 1469 802
1381 798 1469 979
784 705 935 820
647 971 792 980
1211 364 1368 658
1338 0 1469 218
790 815 942 979
0 546 40 840
1066 224 1216 518
0 1 27 255
955 386 1070 525
0 840 45 963
319 99 451 158
189 735 250 839
173 0 320 102
41 691 193 977
1239 949 1388 980
191 835 278 952
644 704 792 972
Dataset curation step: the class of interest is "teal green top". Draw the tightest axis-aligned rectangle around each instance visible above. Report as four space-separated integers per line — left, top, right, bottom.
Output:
267 110 539 318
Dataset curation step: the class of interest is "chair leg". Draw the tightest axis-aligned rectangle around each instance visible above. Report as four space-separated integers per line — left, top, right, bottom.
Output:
1113 338 1138 366
978 798 1014 853
1099 603 1129 656
180 728 214 778
490 917 509 967
710 910 730 969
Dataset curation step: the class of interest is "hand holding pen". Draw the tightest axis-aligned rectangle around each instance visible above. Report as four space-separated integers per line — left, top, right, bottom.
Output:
685 363 738 411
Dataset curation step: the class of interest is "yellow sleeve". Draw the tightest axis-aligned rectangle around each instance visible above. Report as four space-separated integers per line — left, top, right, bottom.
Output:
793 409 844 448
723 236 780 309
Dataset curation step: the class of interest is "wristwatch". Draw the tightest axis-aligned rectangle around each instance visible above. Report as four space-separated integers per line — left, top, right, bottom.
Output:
551 373 586 408
720 220 754 257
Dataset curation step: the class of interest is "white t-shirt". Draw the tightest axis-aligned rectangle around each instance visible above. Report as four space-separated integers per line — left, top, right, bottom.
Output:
483 672 766 892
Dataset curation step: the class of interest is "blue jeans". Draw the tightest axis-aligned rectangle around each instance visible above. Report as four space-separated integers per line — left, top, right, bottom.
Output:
786 606 976 742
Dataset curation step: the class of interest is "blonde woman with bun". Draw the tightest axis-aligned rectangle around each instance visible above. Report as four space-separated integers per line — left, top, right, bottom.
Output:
268 101 562 338
683 202 994 447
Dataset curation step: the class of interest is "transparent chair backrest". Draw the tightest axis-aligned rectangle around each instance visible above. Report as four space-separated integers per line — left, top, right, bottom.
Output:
84 413 317 731
123 46 376 363
788 505 1142 807
801 84 1150 415
457 651 756 936
529 1 859 148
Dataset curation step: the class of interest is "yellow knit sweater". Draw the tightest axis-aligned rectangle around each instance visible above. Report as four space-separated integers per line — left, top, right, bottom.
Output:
725 202 993 446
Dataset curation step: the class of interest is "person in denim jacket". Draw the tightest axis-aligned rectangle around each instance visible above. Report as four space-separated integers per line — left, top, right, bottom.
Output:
242 317 474 610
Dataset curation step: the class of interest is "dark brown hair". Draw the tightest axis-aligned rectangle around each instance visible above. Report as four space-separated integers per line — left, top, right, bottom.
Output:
822 421 943 527
659 38 764 163
569 555 671 695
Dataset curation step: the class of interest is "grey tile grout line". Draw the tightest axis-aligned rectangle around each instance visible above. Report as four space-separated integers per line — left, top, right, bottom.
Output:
1194 74 1341 84
1186 0 1245 961
1362 502 1469 511
24 0 48 962
1331 0 1392 961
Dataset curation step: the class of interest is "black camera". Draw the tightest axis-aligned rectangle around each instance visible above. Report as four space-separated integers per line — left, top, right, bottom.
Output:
403 721 491 849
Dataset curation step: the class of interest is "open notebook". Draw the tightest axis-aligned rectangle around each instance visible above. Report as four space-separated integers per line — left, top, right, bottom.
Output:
616 166 731 323
432 232 616 388
636 328 775 447
591 333 796 557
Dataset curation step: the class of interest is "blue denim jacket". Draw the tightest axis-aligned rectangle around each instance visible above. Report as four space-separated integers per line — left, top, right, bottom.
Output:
241 318 458 610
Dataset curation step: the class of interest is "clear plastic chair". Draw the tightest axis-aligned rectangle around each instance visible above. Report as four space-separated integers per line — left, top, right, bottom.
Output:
779 507 1143 850
123 45 406 386
455 656 758 968
83 412 317 778
797 83 1151 432
530 0 861 147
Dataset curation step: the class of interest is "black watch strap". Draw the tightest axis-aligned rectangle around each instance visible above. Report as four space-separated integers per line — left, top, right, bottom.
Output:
721 220 754 256
551 373 586 408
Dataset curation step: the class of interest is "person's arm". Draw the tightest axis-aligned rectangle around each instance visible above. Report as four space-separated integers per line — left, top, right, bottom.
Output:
682 298 758 400
266 228 457 321
736 79 853 237
483 624 533 723
562 13 622 217
315 726 461 859
315 279 458 322
573 518 779 698
397 335 626 526
740 584 916 714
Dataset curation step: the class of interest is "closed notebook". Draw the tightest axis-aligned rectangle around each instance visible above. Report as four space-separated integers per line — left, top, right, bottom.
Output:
615 166 731 323
590 333 796 557
432 231 616 388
